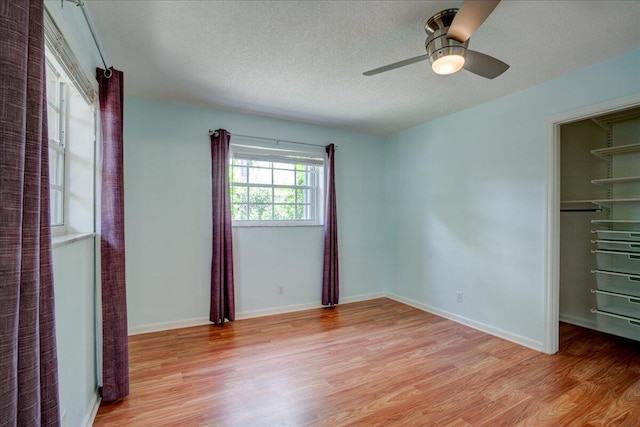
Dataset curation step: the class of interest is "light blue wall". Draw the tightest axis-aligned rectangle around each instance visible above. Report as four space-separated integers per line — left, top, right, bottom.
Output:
385 49 640 347
52 239 97 427
123 98 387 330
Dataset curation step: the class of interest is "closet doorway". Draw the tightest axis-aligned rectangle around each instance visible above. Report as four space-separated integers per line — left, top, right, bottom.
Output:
544 94 640 354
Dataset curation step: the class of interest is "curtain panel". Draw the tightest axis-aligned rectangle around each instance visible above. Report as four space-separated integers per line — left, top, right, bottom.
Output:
322 144 339 306
0 1 61 425
210 129 236 324
97 67 130 402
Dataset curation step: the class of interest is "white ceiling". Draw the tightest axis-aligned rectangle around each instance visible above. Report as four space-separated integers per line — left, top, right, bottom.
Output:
87 0 640 136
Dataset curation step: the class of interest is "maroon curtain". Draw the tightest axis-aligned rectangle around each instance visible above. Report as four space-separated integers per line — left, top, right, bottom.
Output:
210 129 235 324
0 1 61 425
97 67 129 402
322 144 339 306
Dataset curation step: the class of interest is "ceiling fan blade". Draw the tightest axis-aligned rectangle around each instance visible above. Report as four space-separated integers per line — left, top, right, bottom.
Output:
463 50 509 79
447 0 501 43
363 54 430 76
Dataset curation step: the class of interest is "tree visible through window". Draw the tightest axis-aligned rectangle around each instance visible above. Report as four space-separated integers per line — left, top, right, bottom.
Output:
229 146 324 224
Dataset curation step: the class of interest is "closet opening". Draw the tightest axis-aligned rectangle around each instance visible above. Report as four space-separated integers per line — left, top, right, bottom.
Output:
544 95 640 354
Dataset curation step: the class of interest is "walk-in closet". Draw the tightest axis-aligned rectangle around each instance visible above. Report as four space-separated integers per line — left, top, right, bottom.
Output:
560 106 640 342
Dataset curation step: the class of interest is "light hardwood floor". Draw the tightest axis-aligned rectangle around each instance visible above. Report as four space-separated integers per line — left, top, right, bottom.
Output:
94 298 640 426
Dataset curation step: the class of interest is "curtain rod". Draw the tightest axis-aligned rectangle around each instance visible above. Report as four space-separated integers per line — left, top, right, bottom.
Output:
62 0 112 78
208 130 336 149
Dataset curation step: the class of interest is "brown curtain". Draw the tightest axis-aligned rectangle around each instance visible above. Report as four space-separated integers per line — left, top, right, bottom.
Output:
322 144 339 306
0 1 61 425
210 129 235 324
97 67 129 402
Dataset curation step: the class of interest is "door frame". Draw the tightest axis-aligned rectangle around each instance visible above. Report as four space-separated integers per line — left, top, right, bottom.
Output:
543 93 640 354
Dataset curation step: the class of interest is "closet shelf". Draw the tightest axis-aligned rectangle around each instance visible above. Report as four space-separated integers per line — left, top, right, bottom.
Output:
591 198 640 206
591 308 640 325
592 305 640 320
592 240 640 252
591 176 640 186
591 248 640 257
591 142 640 160
591 269 640 282
591 220 640 224
592 268 640 279
591 229 640 241
560 200 603 212
592 287 640 299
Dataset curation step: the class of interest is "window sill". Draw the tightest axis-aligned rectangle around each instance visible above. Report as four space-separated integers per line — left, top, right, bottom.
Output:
52 232 95 248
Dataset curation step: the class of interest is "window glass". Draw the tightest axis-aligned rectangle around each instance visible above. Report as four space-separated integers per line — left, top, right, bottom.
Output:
229 147 324 225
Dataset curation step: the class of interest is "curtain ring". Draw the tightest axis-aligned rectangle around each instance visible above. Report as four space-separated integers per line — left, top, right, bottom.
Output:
103 68 113 78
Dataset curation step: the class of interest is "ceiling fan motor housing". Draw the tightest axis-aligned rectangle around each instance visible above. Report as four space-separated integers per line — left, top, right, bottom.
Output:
424 9 468 66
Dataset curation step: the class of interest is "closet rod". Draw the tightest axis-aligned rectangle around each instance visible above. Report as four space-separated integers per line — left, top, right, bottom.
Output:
560 209 603 212
62 0 112 77
208 130 335 149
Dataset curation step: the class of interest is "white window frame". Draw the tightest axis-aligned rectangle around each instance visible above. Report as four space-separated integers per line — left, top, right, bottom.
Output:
229 144 325 226
46 58 67 230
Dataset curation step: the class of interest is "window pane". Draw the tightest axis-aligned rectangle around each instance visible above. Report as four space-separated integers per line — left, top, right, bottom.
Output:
273 162 294 170
274 187 294 203
232 204 247 220
248 167 271 185
49 147 57 185
230 185 248 205
248 187 271 204
48 148 64 186
249 204 272 220
229 149 322 224
295 170 308 186
46 65 58 105
252 160 271 168
274 204 295 220
230 165 247 183
273 169 294 186
50 188 63 226
47 105 59 139
55 152 64 186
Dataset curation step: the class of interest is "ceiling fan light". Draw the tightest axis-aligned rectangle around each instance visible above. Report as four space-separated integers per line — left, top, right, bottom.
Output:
432 54 465 75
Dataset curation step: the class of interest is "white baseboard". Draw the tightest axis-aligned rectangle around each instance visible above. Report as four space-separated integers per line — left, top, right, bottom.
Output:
235 301 323 320
128 317 210 336
236 292 386 320
386 293 544 352
127 292 543 353
81 391 101 427
128 292 386 335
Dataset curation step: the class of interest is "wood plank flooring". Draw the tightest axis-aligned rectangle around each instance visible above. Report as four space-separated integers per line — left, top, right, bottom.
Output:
93 298 640 426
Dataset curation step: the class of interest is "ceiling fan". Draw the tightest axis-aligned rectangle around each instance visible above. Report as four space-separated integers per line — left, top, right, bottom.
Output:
363 0 509 79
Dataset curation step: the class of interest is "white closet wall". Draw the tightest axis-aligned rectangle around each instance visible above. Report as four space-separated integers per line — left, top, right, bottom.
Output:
560 120 608 326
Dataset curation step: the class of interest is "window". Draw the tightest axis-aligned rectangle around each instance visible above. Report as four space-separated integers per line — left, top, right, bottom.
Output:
44 49 96 236
229 145 324 225
46 60 67 227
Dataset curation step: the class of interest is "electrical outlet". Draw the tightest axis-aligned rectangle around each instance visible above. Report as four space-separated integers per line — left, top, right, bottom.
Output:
277 285 284 295
456 291 463 303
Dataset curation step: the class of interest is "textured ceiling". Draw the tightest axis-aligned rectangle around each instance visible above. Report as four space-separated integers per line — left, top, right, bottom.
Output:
87 0 640 135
